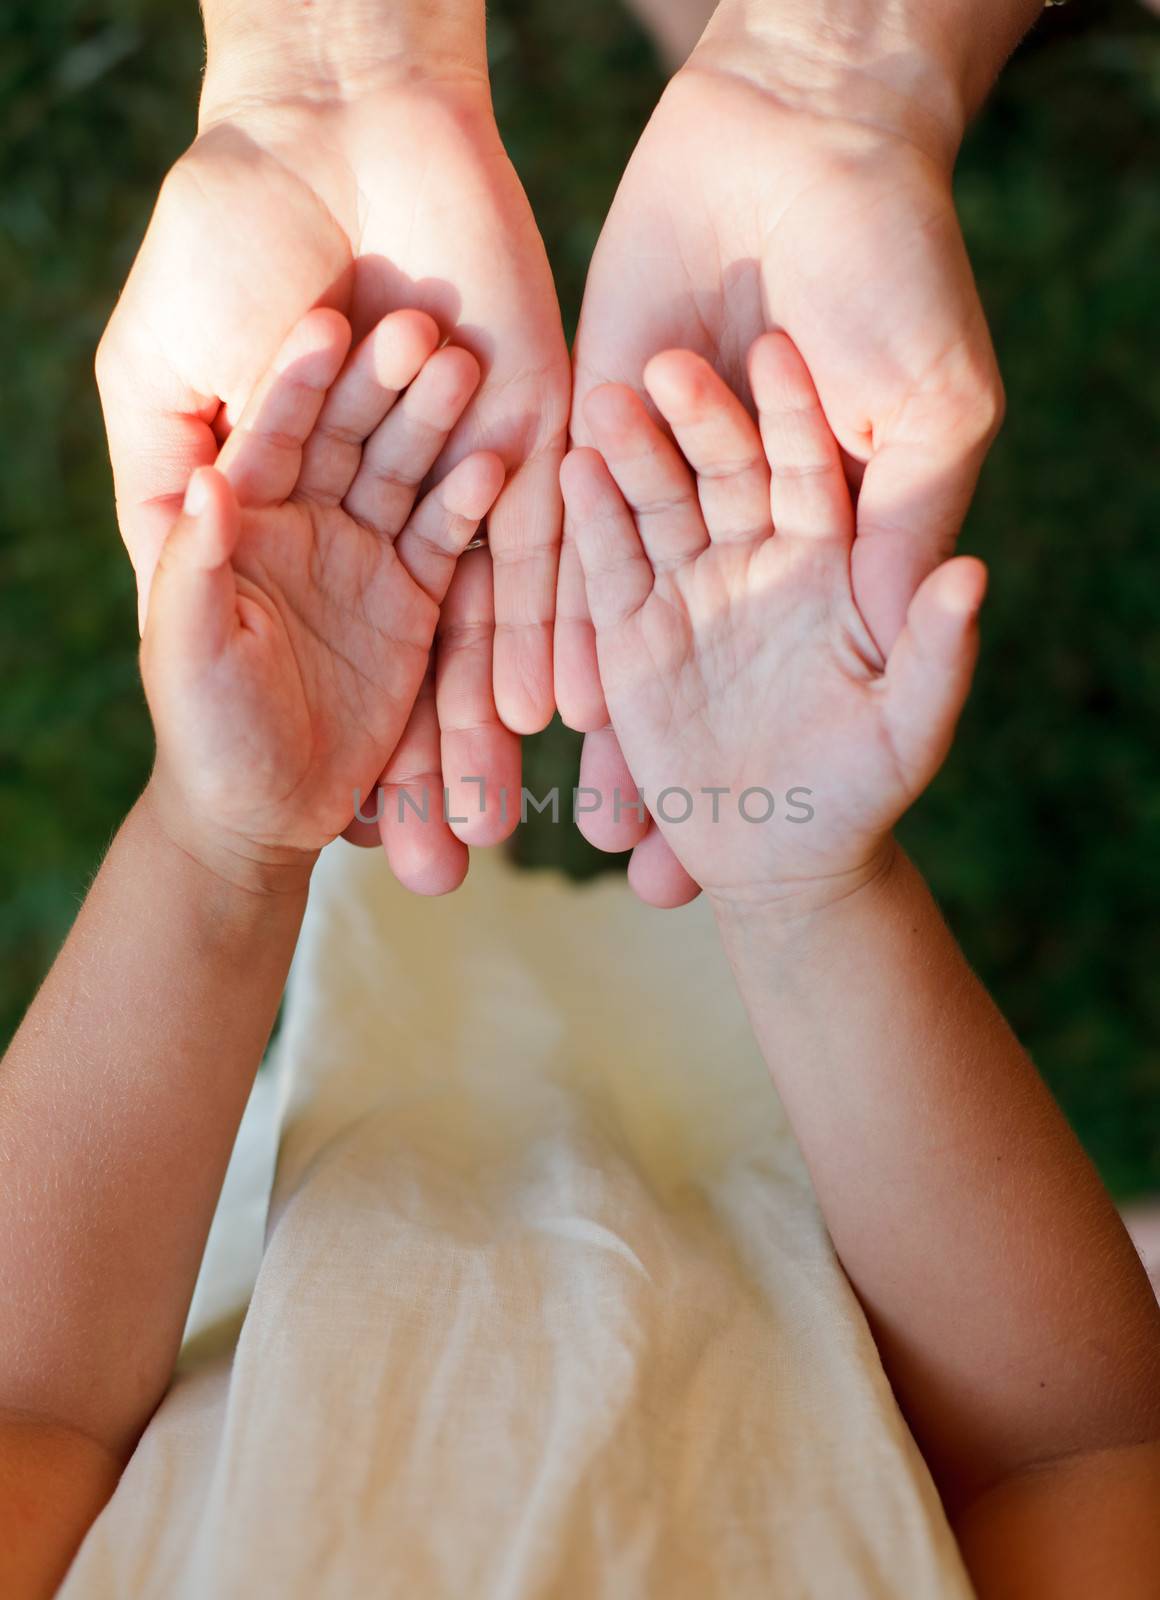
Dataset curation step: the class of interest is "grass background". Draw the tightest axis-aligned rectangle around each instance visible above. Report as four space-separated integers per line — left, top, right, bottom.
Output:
2 1 1158 1194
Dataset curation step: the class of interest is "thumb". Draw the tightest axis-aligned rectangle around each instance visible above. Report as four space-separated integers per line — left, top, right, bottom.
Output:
145 467 241 669
96 329 220 632
882 556 987 794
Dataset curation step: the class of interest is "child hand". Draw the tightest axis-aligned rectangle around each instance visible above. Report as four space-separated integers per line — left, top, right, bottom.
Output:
141 308 504 893
560 333 986 913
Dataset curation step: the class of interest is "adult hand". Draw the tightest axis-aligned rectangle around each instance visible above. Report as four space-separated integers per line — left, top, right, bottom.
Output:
560 1 1026 906
97 5 570 894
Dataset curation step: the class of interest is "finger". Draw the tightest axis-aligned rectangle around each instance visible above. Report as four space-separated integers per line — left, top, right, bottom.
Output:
583 384 708 569
343 346 482 538
96 338 220 630
749 332 854 544
559 449 653 632
882 556 987 793
554 521 609 732
436 549 522 848
296 310 441 506
575 726 649 853
643 351 771 545
851 392 999 657
378 670 470 896
214 309 352 508
489 444 563 737
395 452 506 604
144 467 240 667
627 825 702 909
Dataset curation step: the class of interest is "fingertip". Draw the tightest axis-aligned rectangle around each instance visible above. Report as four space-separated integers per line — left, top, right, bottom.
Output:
180 466 238 568
444 451 507 522
642 349 713 417
748 330 811 410
371 309 442 389
182 464 215 520
385 833 470 897
555 692 610 735
937 555 988 620
553 597 609 732
429 342 482 402
286 307 353 368
627 830 702 908
258 309 353 417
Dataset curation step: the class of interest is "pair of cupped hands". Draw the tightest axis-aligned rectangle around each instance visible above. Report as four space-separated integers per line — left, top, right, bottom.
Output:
100 42 1003 915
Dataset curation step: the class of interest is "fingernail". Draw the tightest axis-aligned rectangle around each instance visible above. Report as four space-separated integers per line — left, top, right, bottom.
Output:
183 470 210 518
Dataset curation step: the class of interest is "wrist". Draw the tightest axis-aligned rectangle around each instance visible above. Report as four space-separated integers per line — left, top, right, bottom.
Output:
139 776 318 906
690 0 1041 166
200 0 488 118
710 836 903 951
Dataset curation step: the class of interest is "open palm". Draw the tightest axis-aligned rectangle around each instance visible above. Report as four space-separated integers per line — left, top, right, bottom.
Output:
144 311 504 878
560 65 1002 902
100 80 570 888
562 337 985 904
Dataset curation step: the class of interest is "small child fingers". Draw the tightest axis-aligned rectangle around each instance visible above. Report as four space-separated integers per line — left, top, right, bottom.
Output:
882 556 987 791
297 310 441 505
343 345 482 538
145 467 241 668
583 384 708 568
748 332 853 543
395 452 507 604
643 351 772 546
216 309 352 507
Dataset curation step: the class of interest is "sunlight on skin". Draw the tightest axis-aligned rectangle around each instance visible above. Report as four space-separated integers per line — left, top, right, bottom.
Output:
97 39 569 896
561 334 986 906
144 307 504 890
559 6 1016 905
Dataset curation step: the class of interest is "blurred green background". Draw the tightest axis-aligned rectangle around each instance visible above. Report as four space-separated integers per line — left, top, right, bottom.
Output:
1 1 1158 1193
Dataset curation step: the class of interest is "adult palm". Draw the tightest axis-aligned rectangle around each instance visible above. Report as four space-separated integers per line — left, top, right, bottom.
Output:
98 81 571 886
560 65 1003 904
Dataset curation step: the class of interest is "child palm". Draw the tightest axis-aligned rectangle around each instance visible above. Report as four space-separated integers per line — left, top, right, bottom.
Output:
142 309 504 883
561 333 986 906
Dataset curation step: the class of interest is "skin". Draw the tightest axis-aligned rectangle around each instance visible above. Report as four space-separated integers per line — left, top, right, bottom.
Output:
561 334 1160 1598
97 0 570 894
560 0 1044 906
4 321 1156 1598
2 312 1157 1596
0 306 503 1597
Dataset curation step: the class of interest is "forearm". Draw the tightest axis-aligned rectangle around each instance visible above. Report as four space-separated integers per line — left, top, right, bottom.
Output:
200 0 488 112
0 786 306 1458
694 0 1045 160
715 847 1160 1508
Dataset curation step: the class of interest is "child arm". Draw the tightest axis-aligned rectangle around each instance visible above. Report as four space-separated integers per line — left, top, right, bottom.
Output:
564 328 1160 1596
717 851 1160 1594
0 307 501 1596
0 791 306 1597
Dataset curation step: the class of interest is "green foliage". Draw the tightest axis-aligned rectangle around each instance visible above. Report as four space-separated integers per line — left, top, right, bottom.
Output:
1 0 1157 1191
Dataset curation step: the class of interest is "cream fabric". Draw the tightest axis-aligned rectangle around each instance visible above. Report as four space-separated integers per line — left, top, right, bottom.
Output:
61 843 972 1599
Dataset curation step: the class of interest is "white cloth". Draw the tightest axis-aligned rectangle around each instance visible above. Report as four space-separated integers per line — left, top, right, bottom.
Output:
61 843 972 1599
